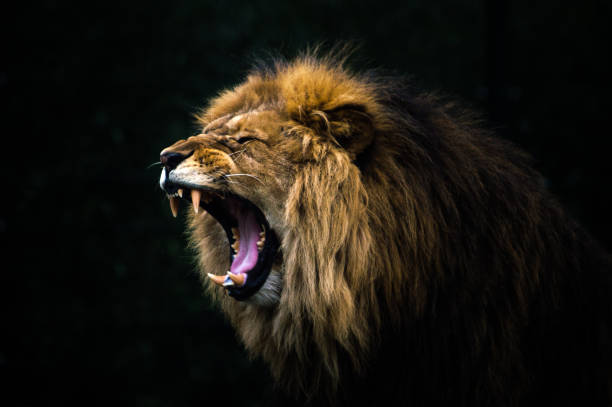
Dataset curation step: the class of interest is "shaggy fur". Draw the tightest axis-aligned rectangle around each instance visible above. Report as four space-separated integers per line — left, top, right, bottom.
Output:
164 53 612 406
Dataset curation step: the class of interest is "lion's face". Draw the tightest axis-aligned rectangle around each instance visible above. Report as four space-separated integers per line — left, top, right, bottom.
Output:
159 110 302 305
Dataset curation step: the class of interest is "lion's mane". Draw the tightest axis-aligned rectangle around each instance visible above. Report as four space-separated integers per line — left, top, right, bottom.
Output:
188 54 611 406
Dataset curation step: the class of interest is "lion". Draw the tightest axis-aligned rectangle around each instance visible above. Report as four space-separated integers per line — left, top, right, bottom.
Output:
158 53 612 406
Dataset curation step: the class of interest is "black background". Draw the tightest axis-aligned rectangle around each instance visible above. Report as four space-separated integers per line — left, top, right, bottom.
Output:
3 0 611 406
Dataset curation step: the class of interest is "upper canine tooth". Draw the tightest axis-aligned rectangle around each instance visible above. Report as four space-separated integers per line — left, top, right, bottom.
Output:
191 189 201 214
178 188 183 198
169 196 180 218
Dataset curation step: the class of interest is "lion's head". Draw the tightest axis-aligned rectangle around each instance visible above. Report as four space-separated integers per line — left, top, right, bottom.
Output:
158 54 561 402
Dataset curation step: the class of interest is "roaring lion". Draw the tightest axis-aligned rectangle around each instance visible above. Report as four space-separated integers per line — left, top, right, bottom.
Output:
158 54 611 406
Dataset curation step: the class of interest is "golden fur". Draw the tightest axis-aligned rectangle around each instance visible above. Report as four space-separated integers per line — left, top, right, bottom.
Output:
162 53 611 406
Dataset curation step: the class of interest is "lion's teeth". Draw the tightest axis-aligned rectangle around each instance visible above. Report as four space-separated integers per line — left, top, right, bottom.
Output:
222 275 235 287
169 196 180 218
191 189 201 214
227 272 245 286
207 273 225 286
177 188 183 198
231 227 240 253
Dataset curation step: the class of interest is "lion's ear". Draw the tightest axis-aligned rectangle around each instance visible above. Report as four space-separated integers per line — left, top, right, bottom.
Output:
308 104 375 160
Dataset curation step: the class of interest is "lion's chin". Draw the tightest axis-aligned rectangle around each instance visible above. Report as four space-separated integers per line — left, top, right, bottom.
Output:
161 173 281 305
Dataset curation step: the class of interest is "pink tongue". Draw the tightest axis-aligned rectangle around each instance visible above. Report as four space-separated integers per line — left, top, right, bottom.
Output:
230 208 260 275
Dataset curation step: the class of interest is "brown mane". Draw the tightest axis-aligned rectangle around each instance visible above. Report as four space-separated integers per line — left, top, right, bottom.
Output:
178 53 611 405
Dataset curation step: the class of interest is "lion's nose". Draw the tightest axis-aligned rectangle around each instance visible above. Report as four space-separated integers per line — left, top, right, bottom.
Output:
160 151 191 170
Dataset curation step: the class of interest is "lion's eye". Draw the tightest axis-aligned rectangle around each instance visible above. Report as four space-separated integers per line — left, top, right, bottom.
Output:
235 136 258 144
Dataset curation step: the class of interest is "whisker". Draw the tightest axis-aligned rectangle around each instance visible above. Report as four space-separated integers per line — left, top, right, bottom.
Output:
147 161 162 169
229 149 247 158
224 173 264 184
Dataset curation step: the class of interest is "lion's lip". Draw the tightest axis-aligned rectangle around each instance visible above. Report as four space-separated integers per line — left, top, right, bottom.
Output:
161 177 279 300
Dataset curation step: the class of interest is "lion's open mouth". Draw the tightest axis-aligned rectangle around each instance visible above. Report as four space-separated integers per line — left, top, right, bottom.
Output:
162 180 279 301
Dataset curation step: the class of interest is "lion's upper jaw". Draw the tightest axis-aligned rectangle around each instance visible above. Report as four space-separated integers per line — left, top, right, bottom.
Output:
159 138 284 306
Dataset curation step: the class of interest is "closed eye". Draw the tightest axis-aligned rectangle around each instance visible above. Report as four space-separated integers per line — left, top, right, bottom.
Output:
235 136 258 144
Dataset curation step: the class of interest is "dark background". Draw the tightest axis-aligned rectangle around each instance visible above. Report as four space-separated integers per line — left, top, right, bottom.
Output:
3 0 611 406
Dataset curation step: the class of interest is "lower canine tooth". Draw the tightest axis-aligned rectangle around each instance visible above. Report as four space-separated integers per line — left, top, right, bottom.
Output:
227 272 245 286
207 273 226 286
222 275 235 287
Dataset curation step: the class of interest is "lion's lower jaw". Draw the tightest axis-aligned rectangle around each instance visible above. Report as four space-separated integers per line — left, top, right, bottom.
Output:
243 268 282 307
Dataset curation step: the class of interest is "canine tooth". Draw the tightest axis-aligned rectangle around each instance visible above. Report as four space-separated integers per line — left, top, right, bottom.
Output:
227 272 245 286
191 189 201 213
169 196 180 218
207 273 226 286
222 278 234 287
178 188 183 198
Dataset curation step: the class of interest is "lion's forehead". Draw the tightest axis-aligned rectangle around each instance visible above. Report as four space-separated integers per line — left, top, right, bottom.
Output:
203 109 284 135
